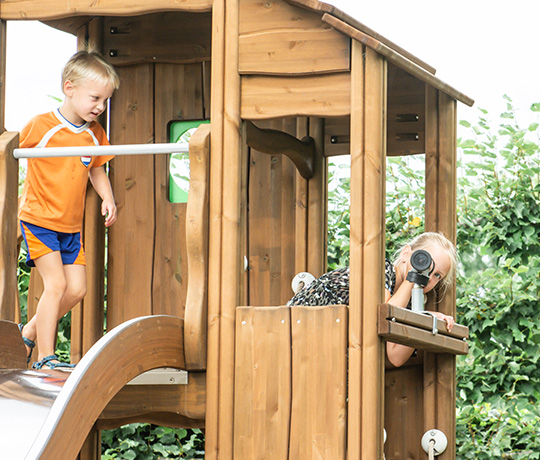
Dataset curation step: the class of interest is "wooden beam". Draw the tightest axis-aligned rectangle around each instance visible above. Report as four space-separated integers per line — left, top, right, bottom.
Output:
348 42 386 460
379 303 468 341
239 0 349 75
184 124 211 370
241 72 351 119
245 120 315 180
0 132 18 323
378 305 468 355
205 0 227 457
104 13 212 66
424 89 458 460
0 0 212 20
322 13 474 107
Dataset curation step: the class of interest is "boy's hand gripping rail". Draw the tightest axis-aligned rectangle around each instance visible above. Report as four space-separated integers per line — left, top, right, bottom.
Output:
13 142 189 159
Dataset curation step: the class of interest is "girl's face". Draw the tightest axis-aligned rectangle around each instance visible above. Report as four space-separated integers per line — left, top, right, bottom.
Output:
403 244 451 293
61 79 114 126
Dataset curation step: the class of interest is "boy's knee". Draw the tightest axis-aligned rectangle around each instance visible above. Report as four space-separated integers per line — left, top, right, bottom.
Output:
68 284 87 303
45 278 68 298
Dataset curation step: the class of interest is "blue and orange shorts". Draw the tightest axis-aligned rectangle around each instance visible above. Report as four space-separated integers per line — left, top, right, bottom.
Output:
20 220 86 267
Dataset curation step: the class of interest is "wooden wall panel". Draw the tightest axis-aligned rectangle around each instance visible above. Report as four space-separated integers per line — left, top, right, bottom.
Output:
104 13 212 66
233 307 291 460
289 306 347 460
152 63 206 319
107 64 155 329
387 64 426 156
384 365 424 459
238 0 349 75
247 119 297 306
241 73 350 119
0 132 18 322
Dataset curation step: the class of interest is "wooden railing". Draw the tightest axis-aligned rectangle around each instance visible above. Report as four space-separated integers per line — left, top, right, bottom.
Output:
378 303 469 355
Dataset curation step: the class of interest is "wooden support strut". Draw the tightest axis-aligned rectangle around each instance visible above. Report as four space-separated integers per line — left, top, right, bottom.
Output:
245 120 315 180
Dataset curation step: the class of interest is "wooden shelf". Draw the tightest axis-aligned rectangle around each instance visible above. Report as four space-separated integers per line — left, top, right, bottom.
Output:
378 303 468 355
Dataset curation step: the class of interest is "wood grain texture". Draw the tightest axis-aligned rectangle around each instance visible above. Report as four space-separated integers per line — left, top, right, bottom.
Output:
348 43 386 460
205 0 226 457
0 0 212 20
184 124 210 370
104 13 212 66
245 120 315 179
322 13 474 107
241 73 350 119
107 64 155 329
239 0 349 75
234 307 291 460
285 0 436 73
0 319 26 369
289 306 347 460
0 132 18 322
100 371 206 424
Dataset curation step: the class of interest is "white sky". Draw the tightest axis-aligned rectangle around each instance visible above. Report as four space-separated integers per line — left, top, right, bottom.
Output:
5 2 540 132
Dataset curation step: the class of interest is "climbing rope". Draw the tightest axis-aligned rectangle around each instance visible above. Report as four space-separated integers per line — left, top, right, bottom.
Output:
428 439 435 460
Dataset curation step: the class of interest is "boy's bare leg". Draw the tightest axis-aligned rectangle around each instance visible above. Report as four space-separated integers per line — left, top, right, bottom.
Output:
27 251 67 361
21 260 86 362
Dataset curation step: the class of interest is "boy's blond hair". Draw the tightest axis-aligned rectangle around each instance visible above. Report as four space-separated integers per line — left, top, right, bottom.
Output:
61 50 120 92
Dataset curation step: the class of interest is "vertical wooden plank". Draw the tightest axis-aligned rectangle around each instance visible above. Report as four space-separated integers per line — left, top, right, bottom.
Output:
384 366 424 459
424 87 458 460
294 118 309 276
0 132 19 322
233 306 291 460
70 22 90 366
219 0 242 456
0 20 6 132
107 64 155 329
306 118 327 278
289 306 347 459
423 85 439 439
348 42 386 460
153 63 205 320
205 0 226 457
280 118 298 302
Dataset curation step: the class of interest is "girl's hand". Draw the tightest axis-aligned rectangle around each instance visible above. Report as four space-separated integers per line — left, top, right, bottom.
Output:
431 311 455 332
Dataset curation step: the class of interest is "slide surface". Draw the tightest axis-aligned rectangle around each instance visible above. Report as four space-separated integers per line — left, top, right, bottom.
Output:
0 315 185 460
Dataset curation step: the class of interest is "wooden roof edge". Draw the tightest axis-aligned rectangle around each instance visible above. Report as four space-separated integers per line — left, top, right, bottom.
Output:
0 0 212 22
285 0 437 75
323 13 474 107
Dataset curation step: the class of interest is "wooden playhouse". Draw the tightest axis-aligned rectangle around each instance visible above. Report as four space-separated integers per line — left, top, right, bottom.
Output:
0 0 473 459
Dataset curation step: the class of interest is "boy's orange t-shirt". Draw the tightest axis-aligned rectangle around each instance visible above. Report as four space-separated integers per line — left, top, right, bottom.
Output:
18 109 114 233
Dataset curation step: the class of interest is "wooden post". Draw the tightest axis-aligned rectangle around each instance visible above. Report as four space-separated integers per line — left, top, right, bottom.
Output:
207 0 243 458
307 117 327 278
0 132 19 322
424 87 457 460
348 42 386 460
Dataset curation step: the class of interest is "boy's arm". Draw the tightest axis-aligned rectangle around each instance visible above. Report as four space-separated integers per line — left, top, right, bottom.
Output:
89 166 117 227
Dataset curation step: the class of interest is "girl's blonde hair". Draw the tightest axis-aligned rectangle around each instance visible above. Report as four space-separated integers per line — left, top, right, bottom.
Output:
395 232 457 295
61 50 120 92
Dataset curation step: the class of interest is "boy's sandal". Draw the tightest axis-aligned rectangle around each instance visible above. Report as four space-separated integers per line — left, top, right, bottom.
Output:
31 355 75 370
18 323 36 364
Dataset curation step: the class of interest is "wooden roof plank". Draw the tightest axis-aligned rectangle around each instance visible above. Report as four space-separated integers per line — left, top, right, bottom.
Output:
285 0 436 74
0 0 212 20
322 13 474 107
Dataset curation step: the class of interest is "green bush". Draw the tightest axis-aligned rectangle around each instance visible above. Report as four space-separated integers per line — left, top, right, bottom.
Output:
101 424 204 459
